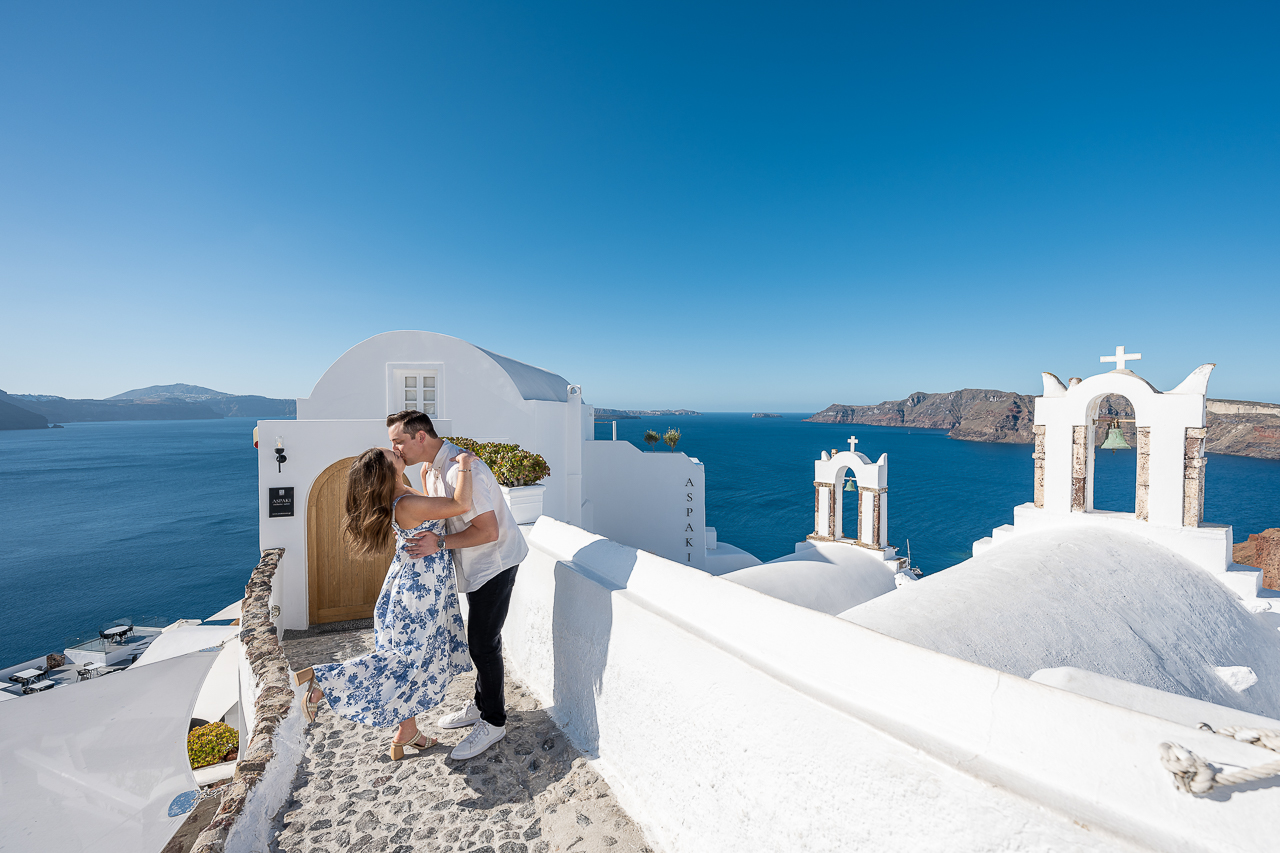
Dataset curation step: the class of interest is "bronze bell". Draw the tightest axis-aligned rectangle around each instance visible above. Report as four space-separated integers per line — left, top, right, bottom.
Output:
1100 426 1131 454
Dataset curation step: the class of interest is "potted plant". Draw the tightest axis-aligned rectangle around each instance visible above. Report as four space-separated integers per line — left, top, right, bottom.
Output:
447 437 551 524
188 721 239 769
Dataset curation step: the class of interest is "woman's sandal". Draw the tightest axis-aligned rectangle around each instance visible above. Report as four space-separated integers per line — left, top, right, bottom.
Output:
389 730 438 761
293 667 321 723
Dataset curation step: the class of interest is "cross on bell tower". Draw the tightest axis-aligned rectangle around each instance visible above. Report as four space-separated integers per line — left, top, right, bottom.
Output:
848 436 858 454
1101 345 1142 372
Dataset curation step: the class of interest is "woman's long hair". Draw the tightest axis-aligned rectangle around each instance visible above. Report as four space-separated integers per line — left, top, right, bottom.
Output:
342 448 399 558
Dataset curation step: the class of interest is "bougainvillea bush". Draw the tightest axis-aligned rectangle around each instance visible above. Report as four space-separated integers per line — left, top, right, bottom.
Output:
444 438 551 488
188 721 239 769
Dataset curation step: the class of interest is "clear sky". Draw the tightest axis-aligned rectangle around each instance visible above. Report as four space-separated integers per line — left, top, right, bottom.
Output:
2 2 1277 411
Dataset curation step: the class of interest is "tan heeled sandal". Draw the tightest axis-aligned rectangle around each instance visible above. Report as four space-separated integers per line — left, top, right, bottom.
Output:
293 667 322 723
389 730 438 760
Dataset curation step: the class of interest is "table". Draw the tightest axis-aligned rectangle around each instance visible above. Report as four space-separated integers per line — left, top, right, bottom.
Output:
8 668 46 687
101 625 133 643
22 679 56 695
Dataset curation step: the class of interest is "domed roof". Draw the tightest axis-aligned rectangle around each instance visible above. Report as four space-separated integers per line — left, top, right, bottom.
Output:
839 528 1280 718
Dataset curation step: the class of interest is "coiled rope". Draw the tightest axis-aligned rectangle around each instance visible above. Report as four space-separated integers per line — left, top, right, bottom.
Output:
1159 724 1280 794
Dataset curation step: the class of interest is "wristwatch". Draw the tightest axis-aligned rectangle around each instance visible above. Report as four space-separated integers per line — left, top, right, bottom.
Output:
437 535 447 551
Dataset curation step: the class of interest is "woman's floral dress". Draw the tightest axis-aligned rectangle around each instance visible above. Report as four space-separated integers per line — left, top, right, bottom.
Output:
310 495 471 728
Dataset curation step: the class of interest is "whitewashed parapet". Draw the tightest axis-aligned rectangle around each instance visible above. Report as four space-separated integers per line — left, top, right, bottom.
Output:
191 548 299 853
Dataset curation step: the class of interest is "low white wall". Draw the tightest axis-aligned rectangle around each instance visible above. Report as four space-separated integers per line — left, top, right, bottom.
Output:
974 502 1233 577
502 519 1279 853
582 441 706 569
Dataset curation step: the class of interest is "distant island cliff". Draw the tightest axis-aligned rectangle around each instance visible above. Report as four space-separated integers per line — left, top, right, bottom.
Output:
806 390 1280 460
0 384 296 429
594 408 702 420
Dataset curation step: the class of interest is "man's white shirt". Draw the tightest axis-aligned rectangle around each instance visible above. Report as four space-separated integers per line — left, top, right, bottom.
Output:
423 440 529 594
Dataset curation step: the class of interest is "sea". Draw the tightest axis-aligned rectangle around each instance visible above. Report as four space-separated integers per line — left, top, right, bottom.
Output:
3 414 1279 667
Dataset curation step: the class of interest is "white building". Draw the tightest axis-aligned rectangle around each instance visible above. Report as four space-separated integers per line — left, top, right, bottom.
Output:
256 330 715 631
244 338 1280 852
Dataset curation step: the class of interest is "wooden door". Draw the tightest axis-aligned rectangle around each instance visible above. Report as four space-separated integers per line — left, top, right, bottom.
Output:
307 457 400 625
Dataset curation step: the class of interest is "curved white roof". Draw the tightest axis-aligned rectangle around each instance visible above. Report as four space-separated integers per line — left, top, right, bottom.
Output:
721 542 897 615
840 528 1280 719
476 346 570 403
297 330 573 419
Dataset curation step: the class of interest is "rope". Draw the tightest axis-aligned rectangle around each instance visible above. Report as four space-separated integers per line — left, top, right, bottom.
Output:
1159 723 1280 794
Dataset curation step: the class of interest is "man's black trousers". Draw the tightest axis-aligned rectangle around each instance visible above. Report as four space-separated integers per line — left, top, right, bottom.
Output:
465 565 519 728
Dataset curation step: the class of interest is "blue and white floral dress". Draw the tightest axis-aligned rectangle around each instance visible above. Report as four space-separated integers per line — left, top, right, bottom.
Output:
310 495 471 728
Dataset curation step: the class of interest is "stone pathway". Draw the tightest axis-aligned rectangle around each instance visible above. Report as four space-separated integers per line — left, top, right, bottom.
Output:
276 628 652 853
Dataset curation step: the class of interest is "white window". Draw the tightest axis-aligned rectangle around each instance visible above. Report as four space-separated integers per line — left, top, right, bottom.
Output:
400 373 437 414
388 364 443 417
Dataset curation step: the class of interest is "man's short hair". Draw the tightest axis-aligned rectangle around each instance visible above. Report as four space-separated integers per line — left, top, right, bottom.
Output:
386 409 438 439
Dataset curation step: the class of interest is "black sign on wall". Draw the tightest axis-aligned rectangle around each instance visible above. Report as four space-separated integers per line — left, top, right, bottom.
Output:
269 487 295 518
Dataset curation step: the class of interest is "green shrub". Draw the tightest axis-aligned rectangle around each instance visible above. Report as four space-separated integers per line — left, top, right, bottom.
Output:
445 437 551 487
643 429 660 448
188 721 239 769
663 428 681 451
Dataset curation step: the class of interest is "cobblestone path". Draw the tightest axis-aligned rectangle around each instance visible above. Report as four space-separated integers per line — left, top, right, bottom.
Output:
276 628 652 853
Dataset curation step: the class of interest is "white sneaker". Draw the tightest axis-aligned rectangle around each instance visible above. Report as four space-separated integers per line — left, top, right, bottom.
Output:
438 700 482 729
450 720 506 760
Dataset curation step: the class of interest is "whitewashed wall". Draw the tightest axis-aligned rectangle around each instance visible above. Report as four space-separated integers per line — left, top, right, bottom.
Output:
502 518 1280 853
582 441 706 569
294 331 580 525
256 419 402 630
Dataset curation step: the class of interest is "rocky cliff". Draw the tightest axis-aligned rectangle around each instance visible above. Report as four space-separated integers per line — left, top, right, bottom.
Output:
807 389 1037 443
808 391 1280 460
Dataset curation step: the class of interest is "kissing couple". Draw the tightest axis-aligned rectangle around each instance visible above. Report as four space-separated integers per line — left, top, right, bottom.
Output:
292 409 528 760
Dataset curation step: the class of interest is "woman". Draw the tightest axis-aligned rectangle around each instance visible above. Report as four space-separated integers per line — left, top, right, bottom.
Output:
292 446 475 759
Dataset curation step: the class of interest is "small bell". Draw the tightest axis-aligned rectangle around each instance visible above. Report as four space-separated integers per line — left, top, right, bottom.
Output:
1100 425 1131 454
844 478 857 491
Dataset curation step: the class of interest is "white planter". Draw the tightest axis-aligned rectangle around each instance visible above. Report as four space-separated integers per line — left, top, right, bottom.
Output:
499 484 546 525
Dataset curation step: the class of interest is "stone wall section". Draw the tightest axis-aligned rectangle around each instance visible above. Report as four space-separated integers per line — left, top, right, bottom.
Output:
1135 427 1151 522
1071 425 1088 512
1183 427 1207 527
1032 425 1046 508
191 548 292 853
868 488 884 547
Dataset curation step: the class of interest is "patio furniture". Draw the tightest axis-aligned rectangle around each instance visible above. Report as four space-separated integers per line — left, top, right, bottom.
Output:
100 625 133 644
77 662 104 681
22 679 56 695
8 668 47 687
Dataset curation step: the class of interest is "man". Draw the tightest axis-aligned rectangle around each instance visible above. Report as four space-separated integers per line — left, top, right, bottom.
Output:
387 409 529 760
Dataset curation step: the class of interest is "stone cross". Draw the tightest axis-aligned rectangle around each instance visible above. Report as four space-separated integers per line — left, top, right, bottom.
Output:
848 436 858 454
1101 345 1142 371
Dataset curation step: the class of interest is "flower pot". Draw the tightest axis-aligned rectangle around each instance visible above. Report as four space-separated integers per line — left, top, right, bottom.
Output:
499 484 546 525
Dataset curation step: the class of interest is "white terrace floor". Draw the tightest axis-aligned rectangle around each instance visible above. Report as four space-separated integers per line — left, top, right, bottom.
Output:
277 627 653 853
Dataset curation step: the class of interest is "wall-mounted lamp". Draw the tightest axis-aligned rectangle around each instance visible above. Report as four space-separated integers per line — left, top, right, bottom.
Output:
274 437 288 472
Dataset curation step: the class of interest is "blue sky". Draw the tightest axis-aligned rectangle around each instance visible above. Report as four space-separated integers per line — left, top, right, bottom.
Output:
2 3 1276 410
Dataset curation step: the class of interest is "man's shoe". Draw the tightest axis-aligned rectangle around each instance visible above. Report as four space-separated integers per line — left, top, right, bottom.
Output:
450 720 506 760
438 700 482 729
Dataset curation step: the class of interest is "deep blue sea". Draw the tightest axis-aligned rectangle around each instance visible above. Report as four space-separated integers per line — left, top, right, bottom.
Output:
3 414 1279 666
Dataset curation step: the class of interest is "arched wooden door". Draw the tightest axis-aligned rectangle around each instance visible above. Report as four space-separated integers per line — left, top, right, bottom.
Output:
307 456 399 625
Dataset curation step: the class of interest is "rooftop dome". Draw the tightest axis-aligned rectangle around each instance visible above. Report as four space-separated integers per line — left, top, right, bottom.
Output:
839 528 1280 719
